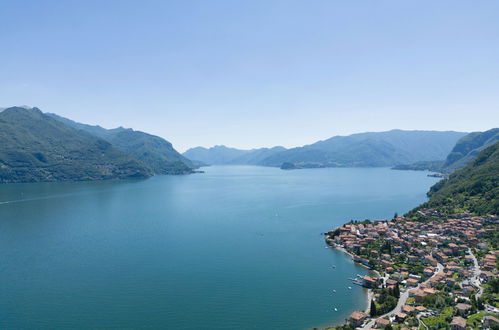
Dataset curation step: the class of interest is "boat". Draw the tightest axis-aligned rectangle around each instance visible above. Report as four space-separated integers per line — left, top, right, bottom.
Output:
348 286 352 290
332 289 336 293
334 308 338 311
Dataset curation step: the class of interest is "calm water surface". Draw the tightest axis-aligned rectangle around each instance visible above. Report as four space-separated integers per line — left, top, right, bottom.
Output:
0 166 438 329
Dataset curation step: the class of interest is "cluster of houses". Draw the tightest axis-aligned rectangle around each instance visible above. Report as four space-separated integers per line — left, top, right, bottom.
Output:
325 211 498 329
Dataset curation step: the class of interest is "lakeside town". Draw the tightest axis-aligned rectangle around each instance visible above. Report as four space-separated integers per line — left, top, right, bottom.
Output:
324 209 499 330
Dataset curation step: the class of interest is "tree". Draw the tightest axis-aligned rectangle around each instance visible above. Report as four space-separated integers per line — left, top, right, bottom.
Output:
370 299 377 317
477 297 485 310
385 324 393 330
470 294 477 309
393 283 400 298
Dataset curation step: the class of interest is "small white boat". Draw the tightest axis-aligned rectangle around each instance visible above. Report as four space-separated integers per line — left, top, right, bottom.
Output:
334 308 338 311
348 286 352 290
333 289 336 293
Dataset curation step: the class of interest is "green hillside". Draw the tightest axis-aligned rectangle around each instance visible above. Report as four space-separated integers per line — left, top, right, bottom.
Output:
442 128 499 172
416 141 499 215
0 107 152 183
48 113 194 174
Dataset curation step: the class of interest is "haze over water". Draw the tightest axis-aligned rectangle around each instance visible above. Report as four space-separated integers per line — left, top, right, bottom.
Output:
0 166 438 329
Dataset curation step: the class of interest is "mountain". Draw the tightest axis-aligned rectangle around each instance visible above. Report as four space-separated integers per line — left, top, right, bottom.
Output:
259 130 466 168
228 146 287 165
183 145 249 165
47 113 194 174
0 107 151 183
413 141 499 215
393 128 499 173
182 145 286 165
442 128 499 172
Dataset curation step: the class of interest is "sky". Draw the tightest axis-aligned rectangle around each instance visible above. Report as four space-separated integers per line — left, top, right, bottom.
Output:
1 1 498 152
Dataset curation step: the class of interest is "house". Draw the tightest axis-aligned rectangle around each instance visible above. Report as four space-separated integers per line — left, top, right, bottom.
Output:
455 303 472 315
406 278 419 287
484 316 499 327
414 291 427 302
381 260 394 268
394 312 407 322
423 268 434 277
386 279 398 286
402 305 415 314
375 318 390 328
409 274 422 282
422 288 437 295
407 255 418 263
381 254 391 260
415 306 427 312
480 271 496 283
349 311 367 326
423 255 437 266
362 276 378 288
461 286 475 296
450 316 467 330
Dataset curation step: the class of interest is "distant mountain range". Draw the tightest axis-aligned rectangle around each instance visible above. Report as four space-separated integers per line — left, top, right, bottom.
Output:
1 106 492 184
394 128 499 173
183 145 287 166
184 130 466 169
0 107 193 183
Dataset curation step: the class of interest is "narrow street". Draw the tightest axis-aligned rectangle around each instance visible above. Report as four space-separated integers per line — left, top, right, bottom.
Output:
468 248 483 298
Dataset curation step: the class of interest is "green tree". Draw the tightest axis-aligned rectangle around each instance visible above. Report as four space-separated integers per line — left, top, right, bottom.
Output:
370 299 377 317
477 297 484 310
393 283 400 298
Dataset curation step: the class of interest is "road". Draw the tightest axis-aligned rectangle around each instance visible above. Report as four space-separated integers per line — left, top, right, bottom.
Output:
468 248 483 298
361 263 444 329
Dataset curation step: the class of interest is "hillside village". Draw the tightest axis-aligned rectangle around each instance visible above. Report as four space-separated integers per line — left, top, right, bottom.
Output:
325 209 499 330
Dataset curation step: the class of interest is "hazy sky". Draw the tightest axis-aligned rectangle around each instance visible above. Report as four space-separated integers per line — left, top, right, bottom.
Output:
1 1 498 152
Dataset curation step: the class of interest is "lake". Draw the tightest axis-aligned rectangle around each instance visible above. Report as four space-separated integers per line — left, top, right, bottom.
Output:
0 166 438 329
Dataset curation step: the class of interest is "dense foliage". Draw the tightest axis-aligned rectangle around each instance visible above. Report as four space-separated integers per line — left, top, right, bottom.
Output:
417 141 499 215
393 128 498 174
443 128 499 172
48 113 194 174
0 107 152 183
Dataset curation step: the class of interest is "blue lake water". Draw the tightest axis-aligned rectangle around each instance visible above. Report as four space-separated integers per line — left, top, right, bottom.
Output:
0 166 438 329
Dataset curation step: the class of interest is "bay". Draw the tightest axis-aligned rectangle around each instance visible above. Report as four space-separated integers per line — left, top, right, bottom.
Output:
0 166 438 329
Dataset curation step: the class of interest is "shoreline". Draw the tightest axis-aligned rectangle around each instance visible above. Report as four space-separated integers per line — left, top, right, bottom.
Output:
321 244 378 328
332 245 379 313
